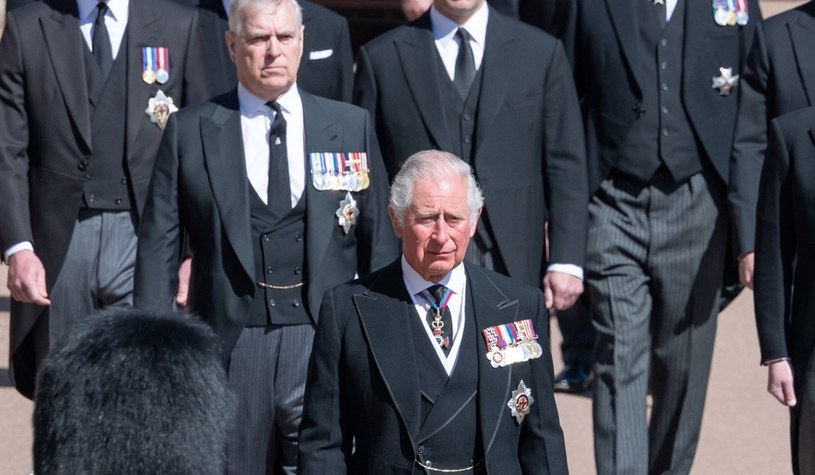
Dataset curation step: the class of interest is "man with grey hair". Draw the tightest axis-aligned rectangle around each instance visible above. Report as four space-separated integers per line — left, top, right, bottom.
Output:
299 150 568 474
133 0 397 472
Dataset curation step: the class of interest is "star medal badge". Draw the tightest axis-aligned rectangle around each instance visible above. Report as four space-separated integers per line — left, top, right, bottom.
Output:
144 90 178 130
482 319 543 368
335 192 359 234
711 67 739 96
507 380 534 424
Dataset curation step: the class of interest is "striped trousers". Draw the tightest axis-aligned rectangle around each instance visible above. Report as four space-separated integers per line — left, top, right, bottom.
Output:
587 169 727 475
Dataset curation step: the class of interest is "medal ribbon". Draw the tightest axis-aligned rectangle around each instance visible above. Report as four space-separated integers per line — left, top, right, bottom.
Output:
142 47 155 74
157 47 168 72
418 286 453 313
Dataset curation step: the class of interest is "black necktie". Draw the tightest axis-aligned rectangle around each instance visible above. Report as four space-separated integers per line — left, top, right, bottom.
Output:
93 2 113 77
424 285 454 356
266 102 291 216
453 28 476 99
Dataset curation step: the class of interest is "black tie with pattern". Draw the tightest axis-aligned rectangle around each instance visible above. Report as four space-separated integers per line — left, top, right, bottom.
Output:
425 284 454 356
266 101 290 216
93 2 113 77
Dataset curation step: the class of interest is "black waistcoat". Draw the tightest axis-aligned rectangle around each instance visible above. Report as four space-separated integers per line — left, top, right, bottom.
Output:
82 34 131 210
409 286 483 472
438 61 500 266
616 0 703 184
246 188 310 327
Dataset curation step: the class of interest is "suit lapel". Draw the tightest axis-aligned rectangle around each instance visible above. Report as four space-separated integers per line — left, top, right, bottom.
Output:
355 262 422 443
682 0 708 96
395 15 453 152
201 92 254 278
302 92 344 282
466 264 520 457
789 6 815 106
606 0 643 96
41 6 92 150
473 11 512 154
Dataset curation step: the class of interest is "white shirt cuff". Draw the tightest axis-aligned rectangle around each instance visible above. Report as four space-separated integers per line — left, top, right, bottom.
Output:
546 263 583 281
4 242 34 262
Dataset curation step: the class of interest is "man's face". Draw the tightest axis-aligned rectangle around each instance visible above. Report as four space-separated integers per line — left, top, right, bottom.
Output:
226 3 303 100
390 178 480 282
433 0 486 24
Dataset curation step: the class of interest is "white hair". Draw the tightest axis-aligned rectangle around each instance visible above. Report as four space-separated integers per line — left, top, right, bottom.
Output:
228 0 303 36
389 150 484 226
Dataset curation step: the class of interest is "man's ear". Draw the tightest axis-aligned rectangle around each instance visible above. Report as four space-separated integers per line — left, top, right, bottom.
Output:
388 206 403 239
469 207 482 238
225 31 237 64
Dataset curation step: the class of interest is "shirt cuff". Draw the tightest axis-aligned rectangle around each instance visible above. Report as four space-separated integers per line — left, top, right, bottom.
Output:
546 263 583 281
763 357 791 366
4 241 34 262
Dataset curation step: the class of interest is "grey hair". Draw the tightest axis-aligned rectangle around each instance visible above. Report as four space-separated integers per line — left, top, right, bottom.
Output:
228 0 303 36
389 150 484 226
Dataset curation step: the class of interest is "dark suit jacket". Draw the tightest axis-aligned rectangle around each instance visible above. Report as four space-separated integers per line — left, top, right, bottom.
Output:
563 0 761 193
298 260 568 474
0 0 210 399
193 0 353 101
754 106 815 386
353 9 588 288
729 1 815 256
132 89 398 364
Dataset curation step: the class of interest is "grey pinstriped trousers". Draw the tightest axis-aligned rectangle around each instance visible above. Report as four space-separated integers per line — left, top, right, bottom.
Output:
587 169 727 475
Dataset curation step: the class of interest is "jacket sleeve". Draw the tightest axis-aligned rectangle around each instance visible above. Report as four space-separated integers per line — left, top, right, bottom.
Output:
133 113 184 312
753 117 794 364
518 290 569 474
298 287 352 474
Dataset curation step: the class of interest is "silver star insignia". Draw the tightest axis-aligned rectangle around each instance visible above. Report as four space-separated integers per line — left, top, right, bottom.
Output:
335 192 359 234
711 67 739 96
507 380 534 424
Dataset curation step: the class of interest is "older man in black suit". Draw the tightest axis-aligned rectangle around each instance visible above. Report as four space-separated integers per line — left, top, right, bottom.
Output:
299 150 567 474
0 0 209 400
190 0 353 100
132 0 397 472
754 106 815 475
563 0 761 473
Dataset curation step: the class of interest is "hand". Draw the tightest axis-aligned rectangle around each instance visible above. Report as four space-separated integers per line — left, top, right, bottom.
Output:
767 360 796 407
7 250 51 306
401 0 432 21
175 257 192 308
542 271 583 311
738 252 755 290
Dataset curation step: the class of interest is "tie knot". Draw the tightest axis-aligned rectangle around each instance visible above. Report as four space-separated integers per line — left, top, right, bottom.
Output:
267 101 282 114
97 1 108 16
457 27 471 42
428 285 448 305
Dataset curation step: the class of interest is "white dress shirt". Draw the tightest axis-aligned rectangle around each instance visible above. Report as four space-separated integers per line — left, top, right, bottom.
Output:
402 257 468 376
430 3 488 81
78 0 128 59
237 83 307 207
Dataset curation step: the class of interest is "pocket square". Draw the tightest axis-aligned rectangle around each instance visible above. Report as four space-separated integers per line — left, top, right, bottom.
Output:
309 49 333 60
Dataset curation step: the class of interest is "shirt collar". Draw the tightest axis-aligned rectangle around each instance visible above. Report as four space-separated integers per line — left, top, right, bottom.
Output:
401 255 467 299
237 82 302 118
429 2 488 47
78 0 128 23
